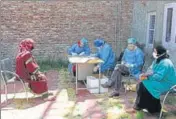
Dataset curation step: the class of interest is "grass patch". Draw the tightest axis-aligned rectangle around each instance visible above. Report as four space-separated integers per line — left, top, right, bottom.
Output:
97 98 124 113
136 111 144 119
118 113 130 119
36 58 69 72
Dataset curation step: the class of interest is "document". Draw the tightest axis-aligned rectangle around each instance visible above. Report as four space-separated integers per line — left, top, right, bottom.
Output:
68 56 103 63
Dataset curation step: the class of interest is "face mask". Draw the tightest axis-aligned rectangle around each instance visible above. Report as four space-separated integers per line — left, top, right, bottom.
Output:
153 52 166 59
128 44 135 51
153 52 158 59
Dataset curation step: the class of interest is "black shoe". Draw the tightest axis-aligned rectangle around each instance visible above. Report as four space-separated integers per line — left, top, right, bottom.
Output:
101 82 111 88
109 91 119 97
73 71 76 77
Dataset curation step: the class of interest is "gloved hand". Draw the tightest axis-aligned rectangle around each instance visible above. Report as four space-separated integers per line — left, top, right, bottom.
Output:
121 61 125 65
125 63 134 68
71 52 78 56
79 52 85 56
114 63 120 70
90 53 97 57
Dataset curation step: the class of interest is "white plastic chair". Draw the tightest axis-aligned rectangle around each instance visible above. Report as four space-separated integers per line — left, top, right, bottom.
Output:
0 58 28 103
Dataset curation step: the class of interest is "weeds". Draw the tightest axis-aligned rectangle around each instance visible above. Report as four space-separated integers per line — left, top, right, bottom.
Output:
36 58 69 72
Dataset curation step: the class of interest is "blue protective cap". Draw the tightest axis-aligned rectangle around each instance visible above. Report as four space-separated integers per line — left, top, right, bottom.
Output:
94 38 105 47
127 38 137 44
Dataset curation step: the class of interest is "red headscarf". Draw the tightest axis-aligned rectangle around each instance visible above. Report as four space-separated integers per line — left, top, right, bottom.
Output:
19 38 35 52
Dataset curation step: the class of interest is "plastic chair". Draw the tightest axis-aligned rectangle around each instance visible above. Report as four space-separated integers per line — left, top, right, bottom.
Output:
0 58 28 103
159 84 176 119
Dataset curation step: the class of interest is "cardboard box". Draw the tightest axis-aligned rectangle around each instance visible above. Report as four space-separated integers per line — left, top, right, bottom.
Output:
87 76 108 94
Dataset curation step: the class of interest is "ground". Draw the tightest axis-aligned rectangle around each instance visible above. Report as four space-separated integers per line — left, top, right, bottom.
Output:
1 69 176 119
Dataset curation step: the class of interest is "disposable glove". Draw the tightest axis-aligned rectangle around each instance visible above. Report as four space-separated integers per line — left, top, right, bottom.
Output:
114 63 120 70
90 53 97 57
121 61 125 65
125 63 134 68
79 52 85 56
71 52 78 56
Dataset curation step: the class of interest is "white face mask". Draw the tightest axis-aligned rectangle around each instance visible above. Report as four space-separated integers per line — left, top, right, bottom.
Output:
153 52 166 59
153 52 158 59
128 44 134 51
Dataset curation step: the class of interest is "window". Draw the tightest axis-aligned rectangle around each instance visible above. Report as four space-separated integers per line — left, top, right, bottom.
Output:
165 8 173 42
163 3 176 48
147 12 156 47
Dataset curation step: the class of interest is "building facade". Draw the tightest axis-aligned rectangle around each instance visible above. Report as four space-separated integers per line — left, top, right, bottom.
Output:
132 0 176 65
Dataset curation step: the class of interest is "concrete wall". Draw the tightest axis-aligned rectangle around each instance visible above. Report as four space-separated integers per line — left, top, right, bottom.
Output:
132 0 176 65
1 0 133 62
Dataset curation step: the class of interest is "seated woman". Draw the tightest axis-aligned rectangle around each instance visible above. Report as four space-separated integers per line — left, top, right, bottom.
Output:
93 38 116 73
67 37 90 76
127 45 176 114
16 38 48 97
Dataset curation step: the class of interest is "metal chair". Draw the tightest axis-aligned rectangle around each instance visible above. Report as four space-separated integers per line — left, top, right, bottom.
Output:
0 58 28 103
121 69 137 93
159 84 176 119
121 61 147 93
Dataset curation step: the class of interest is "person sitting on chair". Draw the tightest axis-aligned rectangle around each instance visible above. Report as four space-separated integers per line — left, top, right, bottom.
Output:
126 45 176 114
93 38 116 73
102 38 144 97
67 37 91 76
16 38 49 98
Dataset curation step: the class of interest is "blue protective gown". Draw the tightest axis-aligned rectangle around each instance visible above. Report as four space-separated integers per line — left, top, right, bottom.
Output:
142 59 176 99
67 43 90 55
67 43 90 73
95 43 115 73
122 47 144 79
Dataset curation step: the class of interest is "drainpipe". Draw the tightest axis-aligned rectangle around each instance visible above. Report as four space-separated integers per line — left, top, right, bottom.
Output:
118 0 122 53
114 0 118 55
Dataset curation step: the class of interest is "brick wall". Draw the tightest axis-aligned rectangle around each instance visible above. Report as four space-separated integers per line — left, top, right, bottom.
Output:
1 0 133 61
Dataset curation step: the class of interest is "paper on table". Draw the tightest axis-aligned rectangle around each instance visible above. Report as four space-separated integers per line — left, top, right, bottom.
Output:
68 56 90 63
68 56 103 63
87 59 104 64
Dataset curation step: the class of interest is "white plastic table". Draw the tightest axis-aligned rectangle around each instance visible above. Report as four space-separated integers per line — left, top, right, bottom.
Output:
68 56 104 94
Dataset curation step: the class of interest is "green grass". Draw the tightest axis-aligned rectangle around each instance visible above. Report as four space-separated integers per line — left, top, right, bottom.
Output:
36 58 69 72
136 111 144 119
118 113 130 119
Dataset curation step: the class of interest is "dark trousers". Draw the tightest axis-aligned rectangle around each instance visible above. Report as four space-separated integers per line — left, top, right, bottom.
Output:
134 82 161 113
108 64 129 91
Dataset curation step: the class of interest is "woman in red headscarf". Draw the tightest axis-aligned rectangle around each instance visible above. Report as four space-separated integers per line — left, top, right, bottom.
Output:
16 38 48 97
